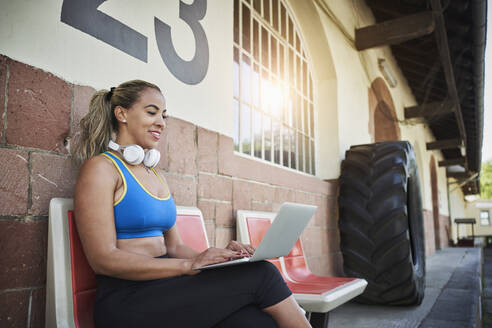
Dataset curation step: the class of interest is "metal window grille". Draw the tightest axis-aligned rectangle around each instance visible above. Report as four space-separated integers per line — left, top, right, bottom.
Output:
233 0 315 175
480 210 490 226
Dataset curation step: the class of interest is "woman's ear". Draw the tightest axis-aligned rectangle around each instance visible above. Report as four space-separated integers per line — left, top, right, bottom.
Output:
114 106 128 123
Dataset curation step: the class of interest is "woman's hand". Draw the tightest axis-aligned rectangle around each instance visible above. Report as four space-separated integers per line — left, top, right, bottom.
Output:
225 240 255 257
186 247 243 274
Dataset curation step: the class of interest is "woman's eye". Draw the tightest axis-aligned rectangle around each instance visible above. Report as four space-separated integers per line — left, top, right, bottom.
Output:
147 111 156 115
162 114 169 120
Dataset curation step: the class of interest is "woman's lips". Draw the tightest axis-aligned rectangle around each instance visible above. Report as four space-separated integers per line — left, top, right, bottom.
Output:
150 131 161 140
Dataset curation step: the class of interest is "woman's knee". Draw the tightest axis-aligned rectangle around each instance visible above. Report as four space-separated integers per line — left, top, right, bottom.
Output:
250 260 281 276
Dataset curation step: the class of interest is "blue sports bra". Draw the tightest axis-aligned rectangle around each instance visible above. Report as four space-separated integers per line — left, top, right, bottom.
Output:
102 152 177 239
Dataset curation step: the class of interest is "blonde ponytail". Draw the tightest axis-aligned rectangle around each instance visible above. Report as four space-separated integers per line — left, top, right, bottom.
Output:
72 80 161 164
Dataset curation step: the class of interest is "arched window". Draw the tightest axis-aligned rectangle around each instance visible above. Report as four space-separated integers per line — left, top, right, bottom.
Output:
233 0 315 174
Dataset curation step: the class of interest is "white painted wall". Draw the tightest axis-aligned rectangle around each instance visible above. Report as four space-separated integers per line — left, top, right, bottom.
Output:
309 0 452 216
465 199 492 237
0 0 234 137
0 0 463 217
449 185 466 242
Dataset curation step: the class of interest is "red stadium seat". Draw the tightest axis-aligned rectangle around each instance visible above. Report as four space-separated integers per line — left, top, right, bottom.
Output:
67 210 96 328
47 199 209 328
237 208 367 328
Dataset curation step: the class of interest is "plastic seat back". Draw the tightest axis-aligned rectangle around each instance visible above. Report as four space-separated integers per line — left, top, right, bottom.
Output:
284 238 311 280
47 198 77 328
237 209 308 279
47 199 208 328
176 207 210 251
67 211 96 328
244 216 282 272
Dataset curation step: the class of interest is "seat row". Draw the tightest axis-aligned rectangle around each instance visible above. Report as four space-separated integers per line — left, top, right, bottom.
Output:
46 198 366 328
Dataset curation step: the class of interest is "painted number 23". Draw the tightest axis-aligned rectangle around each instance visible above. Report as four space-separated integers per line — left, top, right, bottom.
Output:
61 0 209 85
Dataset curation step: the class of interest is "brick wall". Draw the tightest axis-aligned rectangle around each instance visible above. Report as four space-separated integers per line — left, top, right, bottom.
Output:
438 214 451 249
0 55 75 328
423 209 451 256
0 55 340 327
424 209 436 257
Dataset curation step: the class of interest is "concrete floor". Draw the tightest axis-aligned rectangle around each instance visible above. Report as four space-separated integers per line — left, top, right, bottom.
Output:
482 249 492 327
328 247 481 328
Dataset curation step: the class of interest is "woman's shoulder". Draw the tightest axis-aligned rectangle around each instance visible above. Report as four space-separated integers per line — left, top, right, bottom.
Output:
77 153 119 183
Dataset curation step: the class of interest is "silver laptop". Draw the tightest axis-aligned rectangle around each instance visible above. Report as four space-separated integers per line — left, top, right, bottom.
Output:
194 202 317 270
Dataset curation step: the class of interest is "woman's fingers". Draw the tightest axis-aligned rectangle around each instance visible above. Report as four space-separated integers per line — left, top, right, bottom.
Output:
191 247 243 270
226 240 255 256
244 244 256 255
225 240 242 252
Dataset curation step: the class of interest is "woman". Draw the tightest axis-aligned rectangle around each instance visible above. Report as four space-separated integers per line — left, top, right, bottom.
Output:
73 80 311 327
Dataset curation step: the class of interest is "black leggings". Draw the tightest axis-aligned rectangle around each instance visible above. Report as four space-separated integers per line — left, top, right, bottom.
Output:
93 259 292 328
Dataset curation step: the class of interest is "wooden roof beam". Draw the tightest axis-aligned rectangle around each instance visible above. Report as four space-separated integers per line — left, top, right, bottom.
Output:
447 172 471 179
438 157 466 167
430 0 467 143
426 138 462 150
404 100 455 119
355 11 435 51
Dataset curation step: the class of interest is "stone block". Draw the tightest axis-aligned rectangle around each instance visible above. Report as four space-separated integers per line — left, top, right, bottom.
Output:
197 127 217 173
296 191 317 228
155 124 169 171
0 289 29 328
306 255 330 276
0 220 48 289
251 183 275 203
424 209 436 257
272 202 282 213
312 195 328 227
218 134 234 176
31 153 77 216
325 196 338 229
326 179 339 197
216 202 233 227
215 227 234 248
204 220 215 247
232 179 253 211
251 202 273 212
295 190 316 205
0 56 7 142
301 227 323 257
198 173 232 201
307 253 341 277
30 288 45 328
0 148 29 215
163 173 196 206
6 59 70 153
166 117 196 175
327 228 341 253
274 187 296 204
197 200 215 220
154 129 168 165
71 85 95 138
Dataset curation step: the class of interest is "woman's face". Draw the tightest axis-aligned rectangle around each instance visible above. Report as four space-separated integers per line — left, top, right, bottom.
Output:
118 87 167 149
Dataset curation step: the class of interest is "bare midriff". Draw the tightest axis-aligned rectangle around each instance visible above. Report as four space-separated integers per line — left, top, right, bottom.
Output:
116 236 167 258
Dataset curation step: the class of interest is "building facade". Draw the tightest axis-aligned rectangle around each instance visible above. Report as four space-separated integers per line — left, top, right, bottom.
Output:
0 0 484 326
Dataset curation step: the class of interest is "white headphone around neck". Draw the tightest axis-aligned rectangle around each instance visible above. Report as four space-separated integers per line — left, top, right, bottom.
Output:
108 140 161 168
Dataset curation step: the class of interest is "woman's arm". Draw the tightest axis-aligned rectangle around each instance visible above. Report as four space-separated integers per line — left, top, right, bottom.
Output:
74 156 240 280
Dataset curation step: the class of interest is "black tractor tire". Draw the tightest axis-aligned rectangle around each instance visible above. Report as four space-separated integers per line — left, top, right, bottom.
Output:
338 141 425 305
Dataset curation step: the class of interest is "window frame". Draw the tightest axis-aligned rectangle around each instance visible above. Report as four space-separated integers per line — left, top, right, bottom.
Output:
480 210 491 226
233 0 316 175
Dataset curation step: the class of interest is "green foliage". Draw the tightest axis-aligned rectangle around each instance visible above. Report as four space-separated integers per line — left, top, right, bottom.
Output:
481 161 492 199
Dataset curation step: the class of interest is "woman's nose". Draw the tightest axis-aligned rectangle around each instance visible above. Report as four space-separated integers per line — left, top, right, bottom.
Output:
156 115 166 128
